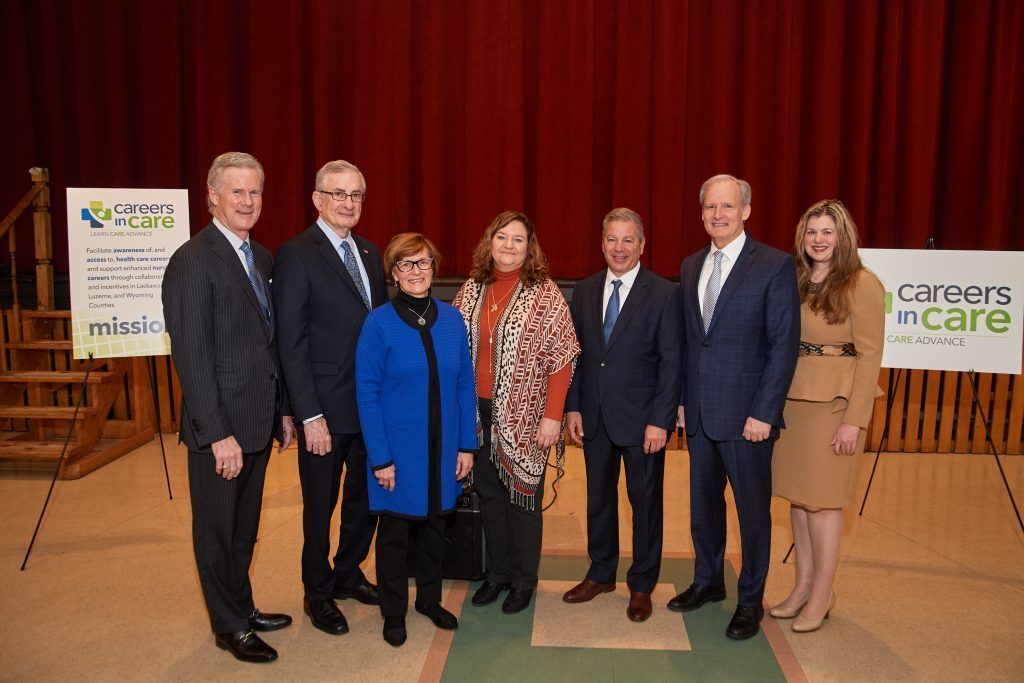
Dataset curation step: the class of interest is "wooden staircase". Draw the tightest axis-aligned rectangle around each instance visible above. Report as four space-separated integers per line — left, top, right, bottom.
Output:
0 309 155 478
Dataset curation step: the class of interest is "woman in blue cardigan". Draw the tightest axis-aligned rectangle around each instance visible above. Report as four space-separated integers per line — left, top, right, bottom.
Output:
356 232 476 647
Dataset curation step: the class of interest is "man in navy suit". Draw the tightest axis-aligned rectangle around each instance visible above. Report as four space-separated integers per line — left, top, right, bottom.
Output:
163 152 296 663
563 208 682 622
273 160 388 635
669 174 799 640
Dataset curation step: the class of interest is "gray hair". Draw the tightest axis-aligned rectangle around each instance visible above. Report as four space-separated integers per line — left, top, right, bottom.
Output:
699 174 752 208
206 152 264 212
601 207 645 242
315 160 366 193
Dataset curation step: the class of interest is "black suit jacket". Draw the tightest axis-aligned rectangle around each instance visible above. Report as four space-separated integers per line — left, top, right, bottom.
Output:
565 266 683 446
272 223 388 434
162 223 288 453
678 236 800 441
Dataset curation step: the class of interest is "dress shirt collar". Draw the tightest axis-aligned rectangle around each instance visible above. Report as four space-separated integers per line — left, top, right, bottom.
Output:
213 218 250 252
708 230 746 263
605 262 641 290
316 217 355 252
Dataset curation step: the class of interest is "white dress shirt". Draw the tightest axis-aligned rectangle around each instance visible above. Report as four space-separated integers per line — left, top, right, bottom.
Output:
602 262 641 323
697 231 747 307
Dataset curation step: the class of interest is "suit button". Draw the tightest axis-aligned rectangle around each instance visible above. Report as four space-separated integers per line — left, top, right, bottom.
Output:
703 341 710 347
600 361 606 367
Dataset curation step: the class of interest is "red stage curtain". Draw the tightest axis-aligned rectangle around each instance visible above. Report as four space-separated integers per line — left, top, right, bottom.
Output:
2 0 1022 279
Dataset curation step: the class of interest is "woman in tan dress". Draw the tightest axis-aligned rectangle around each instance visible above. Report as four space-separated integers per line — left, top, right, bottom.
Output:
770 200 884 632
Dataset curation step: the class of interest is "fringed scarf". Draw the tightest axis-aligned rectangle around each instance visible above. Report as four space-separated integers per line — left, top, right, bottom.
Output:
454 277 580 510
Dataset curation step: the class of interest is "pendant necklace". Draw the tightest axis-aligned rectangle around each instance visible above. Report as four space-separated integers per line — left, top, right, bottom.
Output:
406 297 431 326
489 283 515 312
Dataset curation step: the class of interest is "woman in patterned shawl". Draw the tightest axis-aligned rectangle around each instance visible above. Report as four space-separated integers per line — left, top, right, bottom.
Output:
453 211 580 615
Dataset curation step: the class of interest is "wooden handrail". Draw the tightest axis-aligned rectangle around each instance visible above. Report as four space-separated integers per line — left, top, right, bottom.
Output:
0 183 44 241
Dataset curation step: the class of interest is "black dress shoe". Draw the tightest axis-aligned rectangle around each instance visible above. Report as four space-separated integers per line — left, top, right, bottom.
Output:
472 581 511 606
415 602 458 629
304 599 349 635
383 616 407 647
214 630 277 663
666 583 727 613
248 609 292 632
501 588 534 614
726 605 765 640
333 580 380 606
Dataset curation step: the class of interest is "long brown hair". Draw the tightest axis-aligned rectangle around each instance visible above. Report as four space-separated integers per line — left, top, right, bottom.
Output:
793 199 864 325
468 211 550 285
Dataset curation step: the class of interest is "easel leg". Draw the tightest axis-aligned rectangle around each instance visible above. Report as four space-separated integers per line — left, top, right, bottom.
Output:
966 370 1024 534
147 356 173 501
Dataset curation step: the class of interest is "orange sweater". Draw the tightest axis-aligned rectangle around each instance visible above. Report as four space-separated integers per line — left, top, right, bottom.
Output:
475 267 571 420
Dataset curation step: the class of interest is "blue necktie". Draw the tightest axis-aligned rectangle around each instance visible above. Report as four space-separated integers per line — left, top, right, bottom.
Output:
603 279 622 343
340 241 371 310
239 242 271 326
702 250 724 333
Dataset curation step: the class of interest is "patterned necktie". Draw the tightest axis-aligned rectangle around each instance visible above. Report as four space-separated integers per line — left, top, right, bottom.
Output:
702 250 724 333
603 279 622 343
340 240 371 310
239 242 271 326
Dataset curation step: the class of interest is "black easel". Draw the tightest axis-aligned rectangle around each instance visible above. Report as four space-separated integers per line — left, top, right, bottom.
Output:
20 353 175 570
21 353 95 570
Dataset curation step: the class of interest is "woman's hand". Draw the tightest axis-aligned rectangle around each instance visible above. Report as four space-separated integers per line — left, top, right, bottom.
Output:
536 417 561 449
456 451 474 480
831 422 861 456
375 464 396 491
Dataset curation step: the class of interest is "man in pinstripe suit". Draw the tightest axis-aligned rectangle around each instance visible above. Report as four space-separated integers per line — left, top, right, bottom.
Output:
670 174 800 640
163 152 296 663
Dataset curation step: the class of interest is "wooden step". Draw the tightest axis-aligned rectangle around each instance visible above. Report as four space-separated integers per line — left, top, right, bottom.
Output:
0 406 98 420
6 340 73 351
0 371 115 384
0 439 86 461
21 309 71 319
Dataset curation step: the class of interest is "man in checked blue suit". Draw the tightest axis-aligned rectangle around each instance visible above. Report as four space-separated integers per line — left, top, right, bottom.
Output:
669 174 800 640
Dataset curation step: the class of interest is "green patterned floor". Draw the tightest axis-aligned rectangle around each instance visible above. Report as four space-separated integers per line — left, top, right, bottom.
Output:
442 555 787 682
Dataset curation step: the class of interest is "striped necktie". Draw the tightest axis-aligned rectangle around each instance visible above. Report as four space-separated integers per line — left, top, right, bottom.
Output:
239 241 271 326
702 250 724 333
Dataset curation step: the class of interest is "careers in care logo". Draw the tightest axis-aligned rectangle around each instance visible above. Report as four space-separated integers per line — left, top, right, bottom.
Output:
81 201 111 228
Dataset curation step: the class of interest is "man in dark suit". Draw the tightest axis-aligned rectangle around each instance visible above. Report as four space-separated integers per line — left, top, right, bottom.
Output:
162 152 296 663
563 208 682 623
272 160 388 635
669 174 800 640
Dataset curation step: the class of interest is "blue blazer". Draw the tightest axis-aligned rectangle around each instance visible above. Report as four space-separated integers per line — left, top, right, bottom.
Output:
565 266 683 446
355 301 477 518
678 237 800 441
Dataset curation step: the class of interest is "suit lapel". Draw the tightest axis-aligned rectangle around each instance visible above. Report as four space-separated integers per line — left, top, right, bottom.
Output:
352 234 383 308
591 275 607 351
311 225 366 304
706 237 757 335
204 225 267 329
687 247 709 336
605 268 650 353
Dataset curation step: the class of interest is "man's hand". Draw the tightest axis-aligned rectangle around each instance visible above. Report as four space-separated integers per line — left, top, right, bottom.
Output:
643 425 667 454
278 416 296 452
831 422 860 455
676 406 685 430
742 417 772 442
536 417 561 449
456 451 474 480
303 416 332 456
566 411 584 446
212 435 243 480
375 464 396 491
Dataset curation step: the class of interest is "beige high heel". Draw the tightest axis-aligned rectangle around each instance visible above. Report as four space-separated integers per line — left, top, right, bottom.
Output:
769 594 809 619
792 591 836 633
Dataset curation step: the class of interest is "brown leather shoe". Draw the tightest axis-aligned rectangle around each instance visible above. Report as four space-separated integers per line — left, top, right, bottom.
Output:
627 592 652 622
562 578 615 603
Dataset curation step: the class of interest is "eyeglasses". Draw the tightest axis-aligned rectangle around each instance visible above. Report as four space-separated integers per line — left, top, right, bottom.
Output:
318 189 366 203
395 258 434 272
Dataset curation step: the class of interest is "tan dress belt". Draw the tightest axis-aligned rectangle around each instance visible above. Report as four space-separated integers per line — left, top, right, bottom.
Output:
798 342 857 357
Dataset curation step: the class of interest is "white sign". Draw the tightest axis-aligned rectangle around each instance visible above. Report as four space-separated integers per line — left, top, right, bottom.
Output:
860 249 1024 374
66 188 190 359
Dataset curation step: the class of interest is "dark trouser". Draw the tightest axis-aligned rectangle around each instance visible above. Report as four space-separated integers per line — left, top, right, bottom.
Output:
583 413 665 593
475 398 547 590
188 443 271 634
297 432 378 600
375 514 446 618
687 424 774 607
